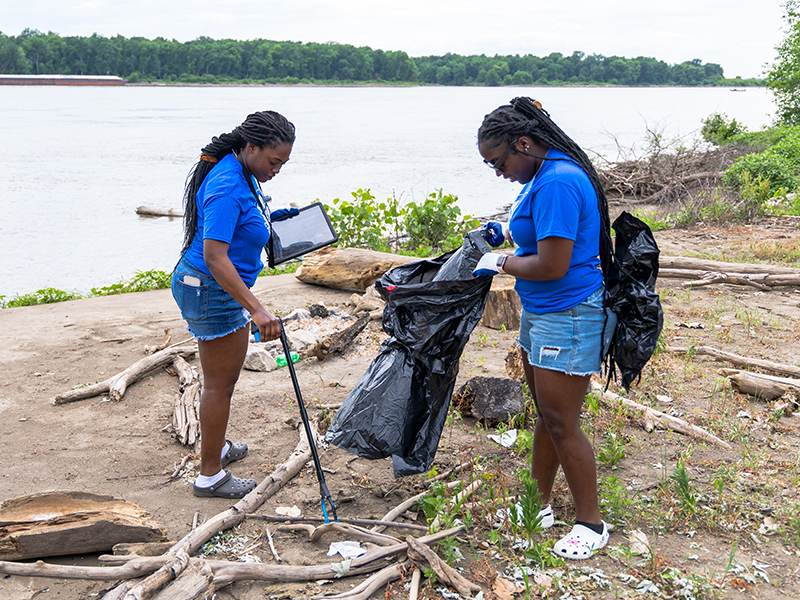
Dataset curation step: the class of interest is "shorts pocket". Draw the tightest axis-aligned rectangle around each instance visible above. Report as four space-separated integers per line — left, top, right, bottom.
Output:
173 276 209 321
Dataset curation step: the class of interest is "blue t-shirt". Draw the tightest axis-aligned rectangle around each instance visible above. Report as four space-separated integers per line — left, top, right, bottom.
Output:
183 153 270 287
509 148 603 314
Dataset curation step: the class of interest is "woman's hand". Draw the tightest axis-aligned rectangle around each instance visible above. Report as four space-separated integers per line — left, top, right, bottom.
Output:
252 308 280 342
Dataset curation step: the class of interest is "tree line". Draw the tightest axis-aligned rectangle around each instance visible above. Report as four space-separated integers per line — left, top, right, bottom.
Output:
0 29 759 86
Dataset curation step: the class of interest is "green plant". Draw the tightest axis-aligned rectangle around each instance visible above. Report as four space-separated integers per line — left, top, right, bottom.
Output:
701 112 747 145
669 460 698 514
91 269 171 296
597 432 628 469
600 474 635 526
403 189 479 253
2 287 83 307
510 470 545 540
323 188 399 251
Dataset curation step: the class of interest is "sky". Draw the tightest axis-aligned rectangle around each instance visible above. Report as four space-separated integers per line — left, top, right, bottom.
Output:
3 1 787 79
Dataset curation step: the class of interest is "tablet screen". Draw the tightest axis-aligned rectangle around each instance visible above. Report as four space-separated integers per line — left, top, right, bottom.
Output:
268 202 339 267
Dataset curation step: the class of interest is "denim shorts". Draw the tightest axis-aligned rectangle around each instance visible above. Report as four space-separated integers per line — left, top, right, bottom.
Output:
517 286 617 376
171 257 250 341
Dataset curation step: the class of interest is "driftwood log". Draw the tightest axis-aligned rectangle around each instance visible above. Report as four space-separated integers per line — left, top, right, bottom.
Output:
0 491 167 561
302 311 370 360
660 269 800 289
136 206 184 218
590 382 731 449
169 356 201 448
295 246 417 291
53 345 197 405
102 421 315 599
720 368 800 402
667 345 800 379
660 256 800 276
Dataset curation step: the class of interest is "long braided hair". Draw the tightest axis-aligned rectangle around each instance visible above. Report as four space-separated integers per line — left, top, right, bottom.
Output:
477 97 614 282
181 110 296 253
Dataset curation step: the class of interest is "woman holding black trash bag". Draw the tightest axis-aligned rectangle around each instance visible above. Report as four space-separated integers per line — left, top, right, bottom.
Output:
171 110 297 499
473 97 616 559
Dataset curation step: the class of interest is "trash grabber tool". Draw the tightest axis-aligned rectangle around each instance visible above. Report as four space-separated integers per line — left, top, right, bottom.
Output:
277 316 338 523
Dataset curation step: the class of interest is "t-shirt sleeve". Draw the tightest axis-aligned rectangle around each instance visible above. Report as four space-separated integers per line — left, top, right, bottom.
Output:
532 178 582 242
202 187 244 245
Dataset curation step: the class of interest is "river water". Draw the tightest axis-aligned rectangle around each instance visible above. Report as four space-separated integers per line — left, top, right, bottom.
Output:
0 85 775 298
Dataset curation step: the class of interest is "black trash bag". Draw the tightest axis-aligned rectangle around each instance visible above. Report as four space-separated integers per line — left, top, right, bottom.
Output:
605 211 664 390
325 231 494 477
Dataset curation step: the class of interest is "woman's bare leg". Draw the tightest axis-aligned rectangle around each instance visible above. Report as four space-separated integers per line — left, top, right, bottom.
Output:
525 360 600 525
197 325 250 476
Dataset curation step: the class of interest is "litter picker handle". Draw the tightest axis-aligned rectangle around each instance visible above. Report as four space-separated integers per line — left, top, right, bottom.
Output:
277 317 338 523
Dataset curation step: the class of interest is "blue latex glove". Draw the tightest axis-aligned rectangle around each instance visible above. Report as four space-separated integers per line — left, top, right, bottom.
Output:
270 207 300 221
481 221 505 247
472 252 505 277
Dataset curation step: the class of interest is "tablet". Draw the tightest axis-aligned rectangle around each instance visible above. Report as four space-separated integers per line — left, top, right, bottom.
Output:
267 202 339 267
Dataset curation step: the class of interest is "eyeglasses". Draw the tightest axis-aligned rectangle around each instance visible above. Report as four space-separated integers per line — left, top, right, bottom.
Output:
483 139 519 173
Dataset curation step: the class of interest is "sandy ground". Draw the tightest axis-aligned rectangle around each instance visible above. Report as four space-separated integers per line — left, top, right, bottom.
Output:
2 220 800 599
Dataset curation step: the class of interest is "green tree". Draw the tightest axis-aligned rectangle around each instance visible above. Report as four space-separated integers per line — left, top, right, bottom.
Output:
767 0 800 123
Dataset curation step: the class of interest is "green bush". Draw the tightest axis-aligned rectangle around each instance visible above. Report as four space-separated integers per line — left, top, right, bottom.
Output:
724 149 799 192
323 188 479 256
2 287 83 308
91 269 172 296
701 113 746 145
403 189 480 254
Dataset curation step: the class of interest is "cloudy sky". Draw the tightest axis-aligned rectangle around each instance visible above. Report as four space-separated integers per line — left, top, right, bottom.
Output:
4 1 786 79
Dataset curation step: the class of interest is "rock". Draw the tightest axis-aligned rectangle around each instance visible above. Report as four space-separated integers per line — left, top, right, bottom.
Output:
243 346 278 372
453 376 525 425
286 329 317 353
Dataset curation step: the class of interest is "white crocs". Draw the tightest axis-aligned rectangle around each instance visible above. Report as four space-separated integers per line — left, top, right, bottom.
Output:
553 521 609 560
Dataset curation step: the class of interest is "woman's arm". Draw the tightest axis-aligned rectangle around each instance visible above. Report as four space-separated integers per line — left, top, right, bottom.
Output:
503 236 574 281
204 239 280 341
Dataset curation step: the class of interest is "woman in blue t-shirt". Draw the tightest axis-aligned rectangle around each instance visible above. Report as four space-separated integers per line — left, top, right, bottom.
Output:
474 97 616 559
171 111 295 499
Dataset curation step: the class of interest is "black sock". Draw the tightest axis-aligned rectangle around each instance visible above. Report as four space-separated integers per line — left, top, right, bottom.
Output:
576 520 604 535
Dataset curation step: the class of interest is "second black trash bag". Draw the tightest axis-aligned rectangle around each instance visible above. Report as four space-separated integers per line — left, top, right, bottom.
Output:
324 231 494 477
605 211 664 390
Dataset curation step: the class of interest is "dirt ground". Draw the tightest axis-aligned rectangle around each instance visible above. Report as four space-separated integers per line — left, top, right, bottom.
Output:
2 218 800 599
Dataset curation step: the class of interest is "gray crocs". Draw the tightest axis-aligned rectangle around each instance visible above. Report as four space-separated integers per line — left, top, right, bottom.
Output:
193 470 256 499
220 440 248 468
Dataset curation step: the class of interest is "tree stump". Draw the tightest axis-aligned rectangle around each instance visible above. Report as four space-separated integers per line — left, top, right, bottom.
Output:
295 247 417 291
482 276 521 330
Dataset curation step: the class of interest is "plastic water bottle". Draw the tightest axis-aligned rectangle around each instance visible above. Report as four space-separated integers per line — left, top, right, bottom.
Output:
276 352 300 367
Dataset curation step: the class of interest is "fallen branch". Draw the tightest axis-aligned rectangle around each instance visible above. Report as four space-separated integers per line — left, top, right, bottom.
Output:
105 422 314 599
53 345 197 405
667 345 800 378
590 382 731 449
136 206 184 218
169 356 201 448
407 536 481 597
659 256 800 276
720 368 800 402
249 514 427 532
144 328 171 355
310 561 410 600
371 480 462 534
0 526 465 586
659 269 800 290
302 311 370 361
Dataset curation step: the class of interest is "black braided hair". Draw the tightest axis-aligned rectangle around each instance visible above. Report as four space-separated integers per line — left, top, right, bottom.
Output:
181 110 296 253
477 97 614 282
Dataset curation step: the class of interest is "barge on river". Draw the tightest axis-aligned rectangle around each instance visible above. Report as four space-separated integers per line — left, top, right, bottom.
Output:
0 74 127 86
